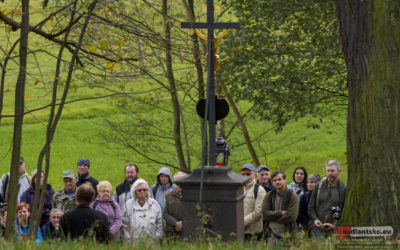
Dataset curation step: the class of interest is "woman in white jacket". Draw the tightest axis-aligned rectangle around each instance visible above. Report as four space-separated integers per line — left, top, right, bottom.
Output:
122 178 163 242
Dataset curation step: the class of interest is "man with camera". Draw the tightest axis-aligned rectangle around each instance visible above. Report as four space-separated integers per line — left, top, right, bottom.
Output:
308 160 346 238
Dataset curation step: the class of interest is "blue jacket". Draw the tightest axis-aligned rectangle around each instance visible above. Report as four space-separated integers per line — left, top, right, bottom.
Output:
14 220 44 244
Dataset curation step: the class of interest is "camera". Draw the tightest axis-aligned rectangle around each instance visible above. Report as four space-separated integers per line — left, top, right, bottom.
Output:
330 206 342 220
0 203 7 209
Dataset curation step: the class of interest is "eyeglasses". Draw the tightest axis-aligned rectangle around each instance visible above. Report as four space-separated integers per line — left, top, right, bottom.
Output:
241 172 253 176
137 189 148 193
99 190 110 193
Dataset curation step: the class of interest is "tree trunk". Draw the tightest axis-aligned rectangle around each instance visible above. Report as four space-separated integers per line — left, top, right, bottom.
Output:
163 0 188 172
5 0 29 239
30 0 84 236
336 0 400 234
182 0 206 161
220 82 261 166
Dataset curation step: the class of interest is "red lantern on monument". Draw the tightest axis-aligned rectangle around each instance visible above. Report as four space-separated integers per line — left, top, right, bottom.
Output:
216 137 230 166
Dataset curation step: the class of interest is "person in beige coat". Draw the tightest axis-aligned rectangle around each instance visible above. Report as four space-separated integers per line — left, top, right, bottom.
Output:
241 164 266 240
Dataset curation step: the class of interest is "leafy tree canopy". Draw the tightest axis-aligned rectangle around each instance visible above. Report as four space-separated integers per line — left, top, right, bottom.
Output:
220 0 347 129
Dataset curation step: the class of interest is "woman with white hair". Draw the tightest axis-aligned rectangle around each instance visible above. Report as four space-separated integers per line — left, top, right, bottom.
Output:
91 181 122 240
122 179 163 242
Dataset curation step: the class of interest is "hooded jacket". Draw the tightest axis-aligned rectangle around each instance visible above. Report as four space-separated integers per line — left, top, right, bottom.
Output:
91 196 122 239
151 167 176 211
122 179 163 241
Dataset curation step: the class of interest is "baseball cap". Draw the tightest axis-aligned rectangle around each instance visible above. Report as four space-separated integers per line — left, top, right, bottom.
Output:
241 164 256 171
62 170 75 179
257 165 270 172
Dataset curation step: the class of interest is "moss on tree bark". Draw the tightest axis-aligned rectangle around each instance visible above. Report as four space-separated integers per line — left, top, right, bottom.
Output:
336 0 400 235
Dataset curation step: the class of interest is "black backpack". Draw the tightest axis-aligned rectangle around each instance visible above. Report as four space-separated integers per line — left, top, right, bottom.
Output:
254 182 260 199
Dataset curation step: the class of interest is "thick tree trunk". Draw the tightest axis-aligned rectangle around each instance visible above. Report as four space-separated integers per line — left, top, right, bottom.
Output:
336 0 400 234
163 0 188 172
5 0 29 239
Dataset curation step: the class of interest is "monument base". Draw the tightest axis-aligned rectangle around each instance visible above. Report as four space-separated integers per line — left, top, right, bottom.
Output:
175 166 248 241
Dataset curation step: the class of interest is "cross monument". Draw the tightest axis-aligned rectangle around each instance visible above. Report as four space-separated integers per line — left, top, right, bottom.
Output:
181 0 240 166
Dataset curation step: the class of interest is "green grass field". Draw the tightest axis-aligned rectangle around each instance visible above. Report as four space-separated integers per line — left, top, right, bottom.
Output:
0 106 347 191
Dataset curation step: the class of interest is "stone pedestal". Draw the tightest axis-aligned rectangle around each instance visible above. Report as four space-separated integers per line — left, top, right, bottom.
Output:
175 166 248 241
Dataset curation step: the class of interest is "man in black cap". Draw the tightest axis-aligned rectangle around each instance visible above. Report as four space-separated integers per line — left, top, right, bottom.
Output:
76 158 98 194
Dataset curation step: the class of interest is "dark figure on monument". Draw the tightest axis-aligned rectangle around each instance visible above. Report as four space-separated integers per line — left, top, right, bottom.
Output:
308 160 346 238
60 183 110 242
262 171 298 246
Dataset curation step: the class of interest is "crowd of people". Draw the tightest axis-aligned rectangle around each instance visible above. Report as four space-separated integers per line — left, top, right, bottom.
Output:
0 157 346 246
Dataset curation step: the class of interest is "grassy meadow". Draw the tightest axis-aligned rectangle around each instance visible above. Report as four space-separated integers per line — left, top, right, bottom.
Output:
0 102 347 191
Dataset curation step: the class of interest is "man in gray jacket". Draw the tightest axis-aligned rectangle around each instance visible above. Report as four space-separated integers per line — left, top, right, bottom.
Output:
151 167 175 211
308 160 346 238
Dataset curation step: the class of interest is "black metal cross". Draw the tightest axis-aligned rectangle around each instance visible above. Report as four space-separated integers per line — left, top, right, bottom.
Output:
181 0 240 166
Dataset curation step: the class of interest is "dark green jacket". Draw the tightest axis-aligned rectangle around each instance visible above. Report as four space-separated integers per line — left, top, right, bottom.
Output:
163 189 183 237
308 179 346 224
